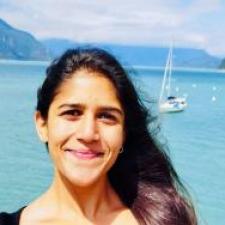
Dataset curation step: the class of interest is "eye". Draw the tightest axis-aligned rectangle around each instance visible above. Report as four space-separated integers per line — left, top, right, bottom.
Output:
60 109 82 120
98 112 117 124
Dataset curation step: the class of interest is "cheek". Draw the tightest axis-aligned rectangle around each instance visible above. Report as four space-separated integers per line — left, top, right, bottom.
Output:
47 119 75 147
100 125 124 151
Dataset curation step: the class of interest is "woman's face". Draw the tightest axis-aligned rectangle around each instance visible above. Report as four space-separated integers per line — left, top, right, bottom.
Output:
35 70 125 187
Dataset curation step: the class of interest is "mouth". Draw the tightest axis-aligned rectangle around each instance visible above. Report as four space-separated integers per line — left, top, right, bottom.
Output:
65 149 104 160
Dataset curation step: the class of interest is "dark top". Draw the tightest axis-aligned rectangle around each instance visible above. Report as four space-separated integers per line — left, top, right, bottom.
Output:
0 207 24 225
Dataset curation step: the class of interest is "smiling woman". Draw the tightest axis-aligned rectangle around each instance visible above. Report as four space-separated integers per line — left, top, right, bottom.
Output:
0 48 198 225
36 70 125 188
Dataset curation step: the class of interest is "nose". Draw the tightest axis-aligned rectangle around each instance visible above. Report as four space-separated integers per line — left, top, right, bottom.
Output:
76 114 100 143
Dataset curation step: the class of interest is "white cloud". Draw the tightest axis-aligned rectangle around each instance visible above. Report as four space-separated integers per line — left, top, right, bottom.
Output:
0 0 225 56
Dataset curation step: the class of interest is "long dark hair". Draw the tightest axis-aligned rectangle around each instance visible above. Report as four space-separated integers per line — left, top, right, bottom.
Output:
36 47 197 225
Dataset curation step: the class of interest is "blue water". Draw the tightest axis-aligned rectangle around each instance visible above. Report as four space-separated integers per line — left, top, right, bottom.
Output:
0 61 225 225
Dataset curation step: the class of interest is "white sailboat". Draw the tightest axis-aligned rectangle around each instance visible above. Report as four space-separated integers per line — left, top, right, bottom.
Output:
159 45 187 113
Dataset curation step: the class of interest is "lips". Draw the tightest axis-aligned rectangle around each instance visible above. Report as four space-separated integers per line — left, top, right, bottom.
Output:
65 149 104 160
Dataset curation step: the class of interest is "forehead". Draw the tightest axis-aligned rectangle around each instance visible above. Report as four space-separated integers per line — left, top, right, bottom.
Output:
53 70 121 107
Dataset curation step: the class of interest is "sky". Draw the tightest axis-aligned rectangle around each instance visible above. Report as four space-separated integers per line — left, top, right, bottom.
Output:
1 0 225 57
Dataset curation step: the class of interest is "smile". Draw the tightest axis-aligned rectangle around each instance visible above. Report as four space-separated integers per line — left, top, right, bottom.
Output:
65 149 104 160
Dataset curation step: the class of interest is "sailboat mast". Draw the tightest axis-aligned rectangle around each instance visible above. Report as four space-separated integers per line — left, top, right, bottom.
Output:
159 48 170 103
167 45 173 97
159 45 172 103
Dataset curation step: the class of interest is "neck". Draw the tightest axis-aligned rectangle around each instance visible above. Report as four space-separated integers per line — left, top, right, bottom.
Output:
44 169 122 220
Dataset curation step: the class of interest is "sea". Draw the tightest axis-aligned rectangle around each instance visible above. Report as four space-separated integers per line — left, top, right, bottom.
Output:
0 60 224 225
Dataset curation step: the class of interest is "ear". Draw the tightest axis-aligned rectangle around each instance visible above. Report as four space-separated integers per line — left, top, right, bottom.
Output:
34 111 48 143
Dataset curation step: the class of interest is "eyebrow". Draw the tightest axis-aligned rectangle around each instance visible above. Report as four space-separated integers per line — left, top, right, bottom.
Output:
58 104 124 116
58 103 83 110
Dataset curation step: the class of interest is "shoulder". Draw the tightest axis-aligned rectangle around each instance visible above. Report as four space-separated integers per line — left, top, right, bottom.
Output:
0 207 25 225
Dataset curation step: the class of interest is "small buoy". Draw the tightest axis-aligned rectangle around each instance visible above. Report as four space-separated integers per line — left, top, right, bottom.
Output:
212 96 216 102
212 86 217 91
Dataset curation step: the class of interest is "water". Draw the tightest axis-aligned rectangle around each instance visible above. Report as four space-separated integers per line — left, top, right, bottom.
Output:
0 61 225 225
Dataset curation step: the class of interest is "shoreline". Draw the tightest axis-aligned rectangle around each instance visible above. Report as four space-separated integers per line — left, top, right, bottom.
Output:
131 65 225 74
1 59 225 74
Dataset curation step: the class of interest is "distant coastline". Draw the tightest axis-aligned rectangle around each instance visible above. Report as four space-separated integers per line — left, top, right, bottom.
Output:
0 59 50 66
131 65 225 74
1 59 225 74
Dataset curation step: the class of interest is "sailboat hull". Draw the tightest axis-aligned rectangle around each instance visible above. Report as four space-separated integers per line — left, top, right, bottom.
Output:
160 99 187 113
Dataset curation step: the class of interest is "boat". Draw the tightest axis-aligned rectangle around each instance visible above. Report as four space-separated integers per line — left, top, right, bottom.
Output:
159 44 187 113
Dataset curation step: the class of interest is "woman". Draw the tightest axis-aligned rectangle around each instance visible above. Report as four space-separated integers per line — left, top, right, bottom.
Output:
0 47 197 225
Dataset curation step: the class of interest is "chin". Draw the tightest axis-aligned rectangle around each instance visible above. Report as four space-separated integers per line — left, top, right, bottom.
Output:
61 165 108 188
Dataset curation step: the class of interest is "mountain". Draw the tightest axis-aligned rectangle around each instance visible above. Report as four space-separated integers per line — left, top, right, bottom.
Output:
42 39 221 69
100 44 221 68
0 18 222 67
0 18 49 60
219 58 225 69
41 38 80 58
